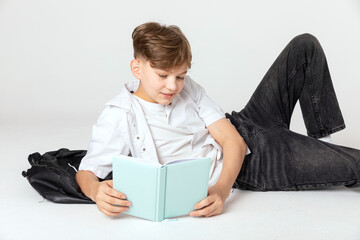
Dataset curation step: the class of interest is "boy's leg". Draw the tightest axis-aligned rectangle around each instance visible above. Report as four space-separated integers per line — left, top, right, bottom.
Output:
227 33 359 191
227 33 345 138
237 127 360 191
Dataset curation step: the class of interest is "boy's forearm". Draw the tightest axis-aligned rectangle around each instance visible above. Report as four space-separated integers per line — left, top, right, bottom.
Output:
76 170 100 201
215 137 247 196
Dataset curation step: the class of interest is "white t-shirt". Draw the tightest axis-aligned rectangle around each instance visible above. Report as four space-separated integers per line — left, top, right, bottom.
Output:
134 95 223 187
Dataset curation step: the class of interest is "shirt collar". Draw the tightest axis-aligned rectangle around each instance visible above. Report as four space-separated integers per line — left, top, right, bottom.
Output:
105 80 140 111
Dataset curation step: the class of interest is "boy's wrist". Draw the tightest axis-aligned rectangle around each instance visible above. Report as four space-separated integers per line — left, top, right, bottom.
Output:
214 181 232 200
89 181 100 202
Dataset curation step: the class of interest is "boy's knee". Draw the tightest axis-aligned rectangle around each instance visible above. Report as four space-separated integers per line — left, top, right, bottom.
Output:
289 33 322 54
292 33 318 43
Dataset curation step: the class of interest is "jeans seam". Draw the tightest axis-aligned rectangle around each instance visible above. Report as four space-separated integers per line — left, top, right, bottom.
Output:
236 178 265 191
251 123 285 138
327 124 346 135
264 179 357 191
308 124 346 138
285 58 312 128
289 179 357 189
304 59 329 137
287 58 309 86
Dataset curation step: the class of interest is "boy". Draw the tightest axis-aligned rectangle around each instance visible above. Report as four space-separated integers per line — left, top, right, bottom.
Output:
77 22 360 218
76 22 248 217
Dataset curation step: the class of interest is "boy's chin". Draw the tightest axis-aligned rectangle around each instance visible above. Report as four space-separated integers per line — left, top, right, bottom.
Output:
156 95 175 105
157 100 172 105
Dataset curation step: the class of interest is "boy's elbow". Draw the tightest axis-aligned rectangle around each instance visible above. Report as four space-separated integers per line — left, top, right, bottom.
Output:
227 131 248 154
238 134 248 153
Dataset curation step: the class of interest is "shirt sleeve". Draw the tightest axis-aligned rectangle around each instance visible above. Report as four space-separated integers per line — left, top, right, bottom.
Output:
183 76 251 156
183 75 225 127
78 105 130 179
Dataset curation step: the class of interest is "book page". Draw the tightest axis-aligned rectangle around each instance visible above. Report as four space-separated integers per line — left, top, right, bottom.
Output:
112 155 161 221
164 157 205 165
164 157 211 218
116 155 162 167
114 155 205 167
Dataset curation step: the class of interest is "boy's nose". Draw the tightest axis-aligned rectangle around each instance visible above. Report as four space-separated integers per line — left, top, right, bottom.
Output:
166 78 178 91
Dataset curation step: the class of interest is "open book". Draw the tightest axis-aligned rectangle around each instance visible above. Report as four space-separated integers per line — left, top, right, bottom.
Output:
112 156 211 222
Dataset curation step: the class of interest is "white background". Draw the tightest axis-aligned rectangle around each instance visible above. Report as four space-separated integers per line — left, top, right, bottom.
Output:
1 0 360 148
1 1 360 240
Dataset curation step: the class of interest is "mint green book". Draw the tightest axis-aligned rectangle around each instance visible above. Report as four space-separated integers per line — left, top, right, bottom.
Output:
112 156 211 222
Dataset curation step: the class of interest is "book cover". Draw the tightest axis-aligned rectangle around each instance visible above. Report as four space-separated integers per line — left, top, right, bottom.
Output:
112 156 211 222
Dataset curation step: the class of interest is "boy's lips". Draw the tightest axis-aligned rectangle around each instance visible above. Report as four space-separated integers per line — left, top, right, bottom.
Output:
161 92 175 98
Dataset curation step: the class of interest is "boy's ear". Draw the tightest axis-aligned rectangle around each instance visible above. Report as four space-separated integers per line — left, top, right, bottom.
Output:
130 59 141 80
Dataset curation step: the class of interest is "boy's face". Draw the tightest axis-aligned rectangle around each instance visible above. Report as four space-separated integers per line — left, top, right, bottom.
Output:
131 58 188 105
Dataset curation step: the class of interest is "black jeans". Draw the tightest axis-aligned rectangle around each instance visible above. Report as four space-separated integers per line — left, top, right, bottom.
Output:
226 33 360 191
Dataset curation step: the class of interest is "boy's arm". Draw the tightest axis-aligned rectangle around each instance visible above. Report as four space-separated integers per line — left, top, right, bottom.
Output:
76 170 132 216
78 105 130 180
207 118 248 195
190 118 247 218
75 105 132 216
76 170 101 201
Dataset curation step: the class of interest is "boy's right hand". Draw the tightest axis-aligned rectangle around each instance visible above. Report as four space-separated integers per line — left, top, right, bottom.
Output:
91 180 132 216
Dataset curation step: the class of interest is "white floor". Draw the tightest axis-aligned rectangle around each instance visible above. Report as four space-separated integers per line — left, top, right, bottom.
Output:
1 121 360 240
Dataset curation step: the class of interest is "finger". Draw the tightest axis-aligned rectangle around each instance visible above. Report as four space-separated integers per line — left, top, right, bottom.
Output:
107 180 113 187
203 208 218 218
105 195 132 208
101 201 129 214
104 180 127 199
194 195 215 210
203 199 224 217
101 208 122 217
190 202 215 217
105 185 127 200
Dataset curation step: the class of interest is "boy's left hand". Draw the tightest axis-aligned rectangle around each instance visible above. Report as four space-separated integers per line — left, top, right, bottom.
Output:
189 183 230 218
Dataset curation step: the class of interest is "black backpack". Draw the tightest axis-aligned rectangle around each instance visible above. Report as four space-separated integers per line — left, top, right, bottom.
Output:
22 148 112 204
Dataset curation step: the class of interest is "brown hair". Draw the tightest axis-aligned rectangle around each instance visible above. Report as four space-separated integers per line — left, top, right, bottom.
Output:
132 22 192 69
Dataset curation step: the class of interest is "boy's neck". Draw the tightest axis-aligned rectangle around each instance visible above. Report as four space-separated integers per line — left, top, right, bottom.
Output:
133 88 157 104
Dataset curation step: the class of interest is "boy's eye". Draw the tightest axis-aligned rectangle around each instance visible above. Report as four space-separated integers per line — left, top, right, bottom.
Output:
158 74 185 80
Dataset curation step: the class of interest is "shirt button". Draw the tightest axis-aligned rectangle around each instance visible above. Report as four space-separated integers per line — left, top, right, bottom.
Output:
136 136 140 140
142 148 146 151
